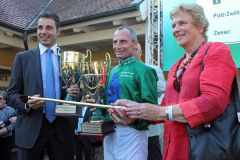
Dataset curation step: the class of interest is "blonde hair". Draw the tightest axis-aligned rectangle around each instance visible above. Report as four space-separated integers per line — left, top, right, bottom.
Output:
170 3 209 40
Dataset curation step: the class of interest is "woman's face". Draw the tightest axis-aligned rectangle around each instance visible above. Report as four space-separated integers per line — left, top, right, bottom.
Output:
171 11 204 48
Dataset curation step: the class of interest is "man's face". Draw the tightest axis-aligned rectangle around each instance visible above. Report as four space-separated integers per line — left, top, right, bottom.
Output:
37 17 60 48
0 96 6 108
112 29 137 59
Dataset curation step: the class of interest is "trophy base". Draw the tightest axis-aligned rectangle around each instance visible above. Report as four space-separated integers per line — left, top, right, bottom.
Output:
80 121 115 136
54 104 82 117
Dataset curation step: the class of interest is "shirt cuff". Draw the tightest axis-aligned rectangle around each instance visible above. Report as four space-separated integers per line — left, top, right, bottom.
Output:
24 103 31 112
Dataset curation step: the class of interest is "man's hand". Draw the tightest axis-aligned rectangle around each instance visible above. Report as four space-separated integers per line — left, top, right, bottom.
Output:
81 94 96 111
112 99 162 121
67 85 80 98
108 108 135 125
28 95 45 110
74 130 80 136
110 99 138 125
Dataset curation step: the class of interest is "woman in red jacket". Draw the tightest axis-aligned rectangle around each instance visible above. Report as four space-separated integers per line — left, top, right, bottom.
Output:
112 3 238 160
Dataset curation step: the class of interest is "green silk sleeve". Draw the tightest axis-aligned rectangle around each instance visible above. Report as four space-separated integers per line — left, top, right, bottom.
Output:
129 65 158 130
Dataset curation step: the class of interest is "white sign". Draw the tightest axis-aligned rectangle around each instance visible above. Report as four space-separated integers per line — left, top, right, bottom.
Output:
196 0 240 44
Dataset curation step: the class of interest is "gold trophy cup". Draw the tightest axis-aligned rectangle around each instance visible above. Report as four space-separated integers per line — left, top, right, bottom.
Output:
80 50 114 136
55 50 82 116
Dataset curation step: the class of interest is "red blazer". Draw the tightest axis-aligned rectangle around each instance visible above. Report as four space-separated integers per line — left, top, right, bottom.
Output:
161 42 238 160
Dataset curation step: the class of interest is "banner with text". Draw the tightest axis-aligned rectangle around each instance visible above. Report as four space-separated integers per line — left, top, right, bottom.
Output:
196 0 240 44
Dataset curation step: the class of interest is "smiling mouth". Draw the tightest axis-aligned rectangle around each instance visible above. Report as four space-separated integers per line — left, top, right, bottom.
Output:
115 51 124 54
175 34 185 40
40 37 49 41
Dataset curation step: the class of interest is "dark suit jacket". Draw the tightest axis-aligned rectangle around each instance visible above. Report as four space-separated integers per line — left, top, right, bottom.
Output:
7 47 75 149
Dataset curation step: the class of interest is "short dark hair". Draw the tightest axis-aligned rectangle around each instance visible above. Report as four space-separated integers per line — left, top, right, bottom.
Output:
38 12 61 29
117 26 138 41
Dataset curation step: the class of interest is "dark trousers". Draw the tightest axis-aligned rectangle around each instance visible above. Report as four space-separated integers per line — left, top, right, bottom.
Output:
17 116 74 160
0 136 13 160
148 136 162 160
75 135 96 160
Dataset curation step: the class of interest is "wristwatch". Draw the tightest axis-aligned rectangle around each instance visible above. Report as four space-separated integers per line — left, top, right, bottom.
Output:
165 105 173 120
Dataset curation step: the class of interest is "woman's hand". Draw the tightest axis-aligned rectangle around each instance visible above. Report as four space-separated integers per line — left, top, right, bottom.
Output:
126 103 163 121
111 99 139 107
112 99 163 121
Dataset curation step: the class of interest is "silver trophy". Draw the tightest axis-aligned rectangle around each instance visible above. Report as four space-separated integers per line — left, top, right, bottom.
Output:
55 50 82 116
80 50 114 135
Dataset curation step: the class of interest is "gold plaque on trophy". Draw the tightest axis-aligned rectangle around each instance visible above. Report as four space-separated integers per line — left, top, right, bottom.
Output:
81 121 115 136
55 104 82 117
55 104 76 114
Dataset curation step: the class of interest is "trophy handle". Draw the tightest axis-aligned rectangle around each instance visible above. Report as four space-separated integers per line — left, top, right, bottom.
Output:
105 53 111 72
81 51 111 97
97 53 111 87
58 48 68 87
81 49 92 64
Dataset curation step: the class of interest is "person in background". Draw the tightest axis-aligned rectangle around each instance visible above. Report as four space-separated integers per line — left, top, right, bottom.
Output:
7 13 79 160
75 107 99 160
113 3 237 160
0 90 17 160
133 43 165 160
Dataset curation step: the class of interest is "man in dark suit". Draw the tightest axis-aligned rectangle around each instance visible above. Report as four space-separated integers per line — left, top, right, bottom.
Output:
7 13 79 160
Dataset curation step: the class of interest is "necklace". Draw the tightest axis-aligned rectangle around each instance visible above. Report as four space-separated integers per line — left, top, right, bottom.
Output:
172 42 206 92
173 50 197 78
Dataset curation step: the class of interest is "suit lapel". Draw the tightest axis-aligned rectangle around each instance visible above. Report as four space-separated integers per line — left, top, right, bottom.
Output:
31 48 43 96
